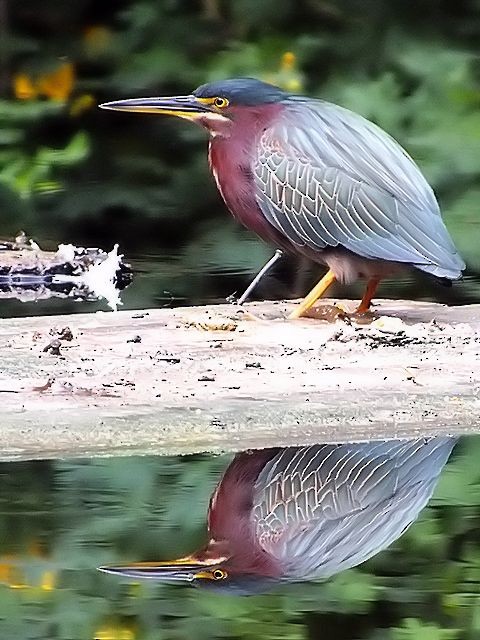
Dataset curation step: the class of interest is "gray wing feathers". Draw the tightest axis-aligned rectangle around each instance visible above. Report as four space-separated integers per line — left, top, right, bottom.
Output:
252 438 455 581
253 100 465 278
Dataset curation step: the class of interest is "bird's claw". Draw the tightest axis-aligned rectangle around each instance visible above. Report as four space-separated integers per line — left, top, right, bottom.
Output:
301 303 346 322
300 303 377 324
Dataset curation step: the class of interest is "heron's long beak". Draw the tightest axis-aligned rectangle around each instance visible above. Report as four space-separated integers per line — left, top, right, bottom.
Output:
99 95 214 120
98 554 222 582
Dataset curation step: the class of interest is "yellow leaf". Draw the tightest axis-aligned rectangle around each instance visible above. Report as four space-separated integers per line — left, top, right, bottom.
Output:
94 626 135 640
83 25 112 56
13 73 38 100
38 62 75 102
69 93 95 117
281 51 296 71
40 570 56 591
0 555 26 588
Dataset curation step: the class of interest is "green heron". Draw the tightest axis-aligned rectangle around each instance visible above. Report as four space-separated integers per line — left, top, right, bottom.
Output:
101 78 464 317
99 438 455 593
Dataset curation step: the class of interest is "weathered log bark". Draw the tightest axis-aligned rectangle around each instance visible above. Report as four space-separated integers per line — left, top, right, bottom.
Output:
0 298 478 460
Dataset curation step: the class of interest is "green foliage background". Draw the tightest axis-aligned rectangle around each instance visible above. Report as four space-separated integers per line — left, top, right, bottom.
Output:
0 437 478 639
0 0 478 293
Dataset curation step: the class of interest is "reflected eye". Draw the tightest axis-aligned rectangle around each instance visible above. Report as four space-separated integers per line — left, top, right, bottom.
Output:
212 568 228 580
213 97 229 109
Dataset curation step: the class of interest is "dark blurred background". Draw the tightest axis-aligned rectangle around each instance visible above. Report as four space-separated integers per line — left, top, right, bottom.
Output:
0 0 479 311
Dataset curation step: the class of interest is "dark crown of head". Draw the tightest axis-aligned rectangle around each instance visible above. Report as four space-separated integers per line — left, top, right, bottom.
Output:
193 78 287 106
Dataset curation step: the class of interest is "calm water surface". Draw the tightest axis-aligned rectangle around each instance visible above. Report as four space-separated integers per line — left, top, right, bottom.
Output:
0 437 478 639
0 233 479 318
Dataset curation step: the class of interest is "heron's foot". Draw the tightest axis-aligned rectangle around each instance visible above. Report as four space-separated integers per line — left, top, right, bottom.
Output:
345 308 378 325
301 303 378 324
302 303 346 323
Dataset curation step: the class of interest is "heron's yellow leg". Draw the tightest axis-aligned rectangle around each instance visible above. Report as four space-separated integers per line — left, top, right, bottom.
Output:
356 277 380 314
289 269 336 319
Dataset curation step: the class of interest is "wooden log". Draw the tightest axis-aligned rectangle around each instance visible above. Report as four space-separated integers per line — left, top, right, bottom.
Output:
0 298 479 461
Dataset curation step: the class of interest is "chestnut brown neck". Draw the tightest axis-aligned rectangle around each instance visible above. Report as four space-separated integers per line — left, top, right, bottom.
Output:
204 448 282 578
206 103 290 249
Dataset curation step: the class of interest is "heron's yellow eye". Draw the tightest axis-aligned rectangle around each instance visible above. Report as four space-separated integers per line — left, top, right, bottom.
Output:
213 97 229 109
212 568 228 580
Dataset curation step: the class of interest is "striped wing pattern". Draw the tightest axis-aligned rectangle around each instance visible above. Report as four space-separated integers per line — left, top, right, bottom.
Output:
253 100 464 278
252 438 455 581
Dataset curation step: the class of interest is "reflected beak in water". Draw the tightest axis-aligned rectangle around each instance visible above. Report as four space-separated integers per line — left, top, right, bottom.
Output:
99 95 216 121
98 554 225 582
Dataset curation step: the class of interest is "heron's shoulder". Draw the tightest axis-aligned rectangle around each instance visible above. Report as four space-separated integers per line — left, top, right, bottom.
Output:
282 95 399 142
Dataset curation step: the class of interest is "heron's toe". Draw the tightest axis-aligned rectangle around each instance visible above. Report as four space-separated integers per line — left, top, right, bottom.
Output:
347 309 378 325
301 303 378 324
302 304 346 323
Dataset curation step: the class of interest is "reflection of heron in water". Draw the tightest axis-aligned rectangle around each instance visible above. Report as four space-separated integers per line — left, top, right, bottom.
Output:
100 438 456 593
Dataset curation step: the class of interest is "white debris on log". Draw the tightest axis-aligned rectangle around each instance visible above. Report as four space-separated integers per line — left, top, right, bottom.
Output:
53 244 124 310
0 236 131 307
